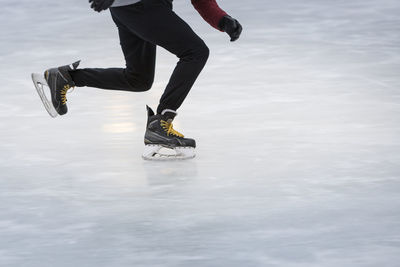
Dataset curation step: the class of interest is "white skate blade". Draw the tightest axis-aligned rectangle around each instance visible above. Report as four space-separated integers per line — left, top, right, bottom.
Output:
142 145 196 161
31 73 58 118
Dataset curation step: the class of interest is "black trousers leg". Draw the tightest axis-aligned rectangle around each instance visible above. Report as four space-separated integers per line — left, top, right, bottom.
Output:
73 0 209 113
71 3 156 92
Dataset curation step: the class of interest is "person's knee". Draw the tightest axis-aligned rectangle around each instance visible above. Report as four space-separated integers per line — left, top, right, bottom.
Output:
125 71 153 92
135 79 153 92
181 41 210 64
194 42 210 63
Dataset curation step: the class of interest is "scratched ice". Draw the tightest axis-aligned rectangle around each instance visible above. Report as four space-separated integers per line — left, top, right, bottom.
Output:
0 0 400 266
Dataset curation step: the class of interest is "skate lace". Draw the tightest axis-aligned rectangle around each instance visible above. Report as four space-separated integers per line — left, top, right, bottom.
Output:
60 85 74 105
160 120 184 137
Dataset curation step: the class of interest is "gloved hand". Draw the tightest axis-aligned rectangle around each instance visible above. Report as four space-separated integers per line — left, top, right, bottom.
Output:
89 0 115 12
218 16 243 42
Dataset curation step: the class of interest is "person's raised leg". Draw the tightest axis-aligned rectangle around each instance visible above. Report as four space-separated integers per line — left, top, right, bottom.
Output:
70 3 156 92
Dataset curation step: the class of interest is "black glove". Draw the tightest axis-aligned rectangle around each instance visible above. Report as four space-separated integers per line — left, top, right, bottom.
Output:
218 16 243 42
89 0 115 12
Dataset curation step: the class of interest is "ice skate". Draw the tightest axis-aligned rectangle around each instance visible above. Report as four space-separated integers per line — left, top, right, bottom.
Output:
142 106 196 160
31 61 80 117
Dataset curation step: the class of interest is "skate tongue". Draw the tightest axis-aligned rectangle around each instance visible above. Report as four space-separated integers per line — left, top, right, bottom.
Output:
71 60 81 70
146 105 155 117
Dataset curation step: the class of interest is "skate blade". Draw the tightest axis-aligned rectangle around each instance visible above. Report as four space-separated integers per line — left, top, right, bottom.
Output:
142 145 196 161
31 73 58 118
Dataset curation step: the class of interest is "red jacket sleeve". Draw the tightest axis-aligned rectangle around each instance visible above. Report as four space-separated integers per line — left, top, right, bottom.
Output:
191 0 228 31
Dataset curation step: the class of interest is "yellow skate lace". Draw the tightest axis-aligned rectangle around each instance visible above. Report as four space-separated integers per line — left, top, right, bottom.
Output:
44 70 74 105
60 85 74 105
160 120 184 137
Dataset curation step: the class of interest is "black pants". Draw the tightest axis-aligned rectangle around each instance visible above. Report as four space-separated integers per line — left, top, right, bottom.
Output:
71 0 209 114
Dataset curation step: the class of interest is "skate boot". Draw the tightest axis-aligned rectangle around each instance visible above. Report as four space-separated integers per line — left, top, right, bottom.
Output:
142 105 196 160
32 61 80 117
44 61 80 116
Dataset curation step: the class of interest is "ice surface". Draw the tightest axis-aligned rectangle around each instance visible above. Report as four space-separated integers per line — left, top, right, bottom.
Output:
1 0 400 266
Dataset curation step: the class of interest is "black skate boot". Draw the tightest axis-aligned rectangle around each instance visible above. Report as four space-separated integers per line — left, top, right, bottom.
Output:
142 106 196 160
44 61 80 115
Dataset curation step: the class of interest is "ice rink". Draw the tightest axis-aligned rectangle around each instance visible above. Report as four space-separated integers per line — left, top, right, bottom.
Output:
1 0 400 266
